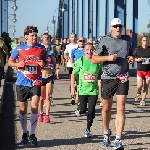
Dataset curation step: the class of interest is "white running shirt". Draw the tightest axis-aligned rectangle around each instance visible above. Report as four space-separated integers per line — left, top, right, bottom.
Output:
64 43 78 67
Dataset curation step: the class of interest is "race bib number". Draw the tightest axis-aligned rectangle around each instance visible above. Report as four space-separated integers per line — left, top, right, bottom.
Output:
142 58 150 64
84 74 96 83
117 72 129 83
24 65 38 74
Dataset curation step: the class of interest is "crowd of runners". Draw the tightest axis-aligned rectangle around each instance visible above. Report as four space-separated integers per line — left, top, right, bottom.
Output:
4 17 149 149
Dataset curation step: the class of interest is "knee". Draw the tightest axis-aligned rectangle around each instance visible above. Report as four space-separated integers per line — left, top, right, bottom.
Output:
117 105 125 112
103 104 111 113
19 110 27 115
80 109 86 114
19 104 27 115
31 107 38 114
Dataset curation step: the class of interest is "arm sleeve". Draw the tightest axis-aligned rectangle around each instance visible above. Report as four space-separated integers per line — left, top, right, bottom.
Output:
94 37 105 55
10 48 19 60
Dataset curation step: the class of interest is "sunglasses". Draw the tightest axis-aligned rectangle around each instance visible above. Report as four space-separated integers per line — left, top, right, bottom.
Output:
79 40 85 42
113 25 122 28
142 40 147 41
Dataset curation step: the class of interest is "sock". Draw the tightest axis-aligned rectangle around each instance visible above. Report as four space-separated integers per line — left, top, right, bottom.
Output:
30 113 38 135
116 135 121 140
19 113 27 133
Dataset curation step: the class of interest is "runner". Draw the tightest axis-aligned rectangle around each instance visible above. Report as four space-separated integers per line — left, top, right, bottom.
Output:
64 33 78 78
70 36 85 106
8 26 47 145
55 38 63 79
64 33 78 104
92 18 134 149
62 38 68 71
42 33 55 106
71 43 102 137
133 36 150 106
38 43 56 123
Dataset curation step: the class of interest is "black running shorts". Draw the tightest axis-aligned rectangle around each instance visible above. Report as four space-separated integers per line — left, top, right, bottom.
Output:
16 85 41 102
41 76 54 86
101 79 129 99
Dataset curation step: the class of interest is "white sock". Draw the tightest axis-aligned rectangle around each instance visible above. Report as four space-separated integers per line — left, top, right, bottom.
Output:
19 113 27 133
30 113 38 135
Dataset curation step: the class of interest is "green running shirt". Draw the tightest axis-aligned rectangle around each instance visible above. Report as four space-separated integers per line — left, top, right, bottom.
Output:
73 56 102 95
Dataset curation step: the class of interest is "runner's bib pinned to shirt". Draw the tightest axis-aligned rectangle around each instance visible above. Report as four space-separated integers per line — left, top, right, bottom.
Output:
142 58 150 64
84 74 96 83
24 64 38 74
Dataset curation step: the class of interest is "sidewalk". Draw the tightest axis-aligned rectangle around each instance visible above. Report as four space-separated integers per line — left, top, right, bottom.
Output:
0 67 150 150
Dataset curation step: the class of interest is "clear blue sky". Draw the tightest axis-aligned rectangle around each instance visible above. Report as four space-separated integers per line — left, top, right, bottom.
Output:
8 0 150 38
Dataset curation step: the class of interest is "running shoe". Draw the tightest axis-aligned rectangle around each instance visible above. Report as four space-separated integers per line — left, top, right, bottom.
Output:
38 113 44 122
102 129 112 147
21 132 29 144
75 103 80 117
100 102 103 107
71 96 75 105
140 100 146 106
135 92 141 101
113 138 124 149
45 115 50 123
84 129 93 138
50 98 54 106
28 134 38 145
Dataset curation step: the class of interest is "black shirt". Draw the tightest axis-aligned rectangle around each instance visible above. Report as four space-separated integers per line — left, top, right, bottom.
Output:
133 46 150 71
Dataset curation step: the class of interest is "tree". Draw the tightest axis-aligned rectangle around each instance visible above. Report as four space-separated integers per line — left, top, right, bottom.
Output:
147 23 150 29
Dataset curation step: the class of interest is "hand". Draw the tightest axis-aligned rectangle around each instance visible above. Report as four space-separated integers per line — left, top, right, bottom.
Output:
17 60 25 67
107 54 117 61
137 57 142 62
37 60 45 67
127 56 135 64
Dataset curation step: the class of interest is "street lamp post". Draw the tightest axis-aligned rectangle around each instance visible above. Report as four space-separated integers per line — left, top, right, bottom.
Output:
52 16 56 39
91 0 93 41
61 1 75 33
8 14 17 23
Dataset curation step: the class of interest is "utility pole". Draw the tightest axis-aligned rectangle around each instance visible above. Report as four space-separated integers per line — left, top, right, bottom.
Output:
52 15 56 39
124 0 127 35
73 0 75 33
91 0 93 41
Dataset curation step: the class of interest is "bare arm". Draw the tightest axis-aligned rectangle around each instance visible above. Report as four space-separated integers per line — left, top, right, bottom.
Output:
91 52 109 64
70 58 74 68
71 71 75 95
8 58 18 67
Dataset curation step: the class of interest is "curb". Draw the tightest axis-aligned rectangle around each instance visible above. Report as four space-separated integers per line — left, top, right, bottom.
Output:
0 65 8 115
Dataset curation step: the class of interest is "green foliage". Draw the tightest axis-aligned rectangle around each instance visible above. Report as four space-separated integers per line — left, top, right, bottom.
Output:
147 23 150 29
138 31 150 46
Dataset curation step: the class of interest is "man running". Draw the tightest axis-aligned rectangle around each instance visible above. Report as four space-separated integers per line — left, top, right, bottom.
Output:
92 18 134 149
62 38 68 71
64 33 78 78
38 43 56 123
133 36 150 106
55 38 63 79
71 43 102 137
8 26 47 145
70 36 85 105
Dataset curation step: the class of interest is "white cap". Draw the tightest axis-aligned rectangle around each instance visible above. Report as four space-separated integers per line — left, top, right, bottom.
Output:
111 18 122 26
